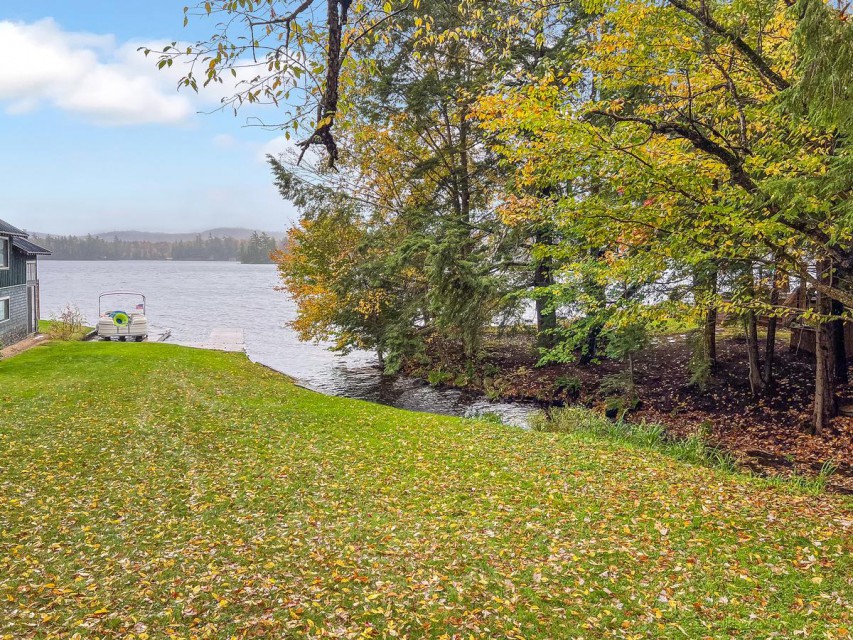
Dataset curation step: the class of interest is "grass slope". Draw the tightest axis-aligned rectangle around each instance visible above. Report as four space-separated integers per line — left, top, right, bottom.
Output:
1 342 851 639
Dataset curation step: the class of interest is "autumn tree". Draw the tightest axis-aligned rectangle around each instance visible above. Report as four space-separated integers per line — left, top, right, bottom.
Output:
474 0 853 432
158 0 853 433
270 0 534 370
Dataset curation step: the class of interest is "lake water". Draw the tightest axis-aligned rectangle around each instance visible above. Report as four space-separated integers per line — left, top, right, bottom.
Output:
38 261 538 426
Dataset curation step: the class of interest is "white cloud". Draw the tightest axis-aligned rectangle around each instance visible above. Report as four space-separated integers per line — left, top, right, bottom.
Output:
207 133 298 163
212 133 238 149
0 18 195 125
258 135 298 162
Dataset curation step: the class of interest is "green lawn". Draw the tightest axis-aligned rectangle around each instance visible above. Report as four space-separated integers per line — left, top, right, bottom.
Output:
1 342 851 638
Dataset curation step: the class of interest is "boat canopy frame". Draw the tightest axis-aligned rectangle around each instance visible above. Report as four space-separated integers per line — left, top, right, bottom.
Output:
99 291 146 316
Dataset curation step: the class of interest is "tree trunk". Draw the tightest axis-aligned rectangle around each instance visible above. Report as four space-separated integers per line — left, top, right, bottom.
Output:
705 306 718 370
763 316 777 386
533 227 557 350
831 298 848 384
580 322 603 365
762 266 782 386
534 273 557 349
579 247 606 365
812 261 837 435
700 264 718 370
744 311 764 395
690 263 718 388
813 322 837 435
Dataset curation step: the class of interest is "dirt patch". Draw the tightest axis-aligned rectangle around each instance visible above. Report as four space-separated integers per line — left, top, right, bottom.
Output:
1 334 49 360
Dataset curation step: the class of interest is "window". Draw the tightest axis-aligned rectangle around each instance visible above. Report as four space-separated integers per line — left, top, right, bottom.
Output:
0 297 9 323
26 261 36 281
0 237 8 269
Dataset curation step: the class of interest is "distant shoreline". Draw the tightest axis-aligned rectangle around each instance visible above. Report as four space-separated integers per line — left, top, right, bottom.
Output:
30 230 283 263
41 257 276 264
30 228 286 243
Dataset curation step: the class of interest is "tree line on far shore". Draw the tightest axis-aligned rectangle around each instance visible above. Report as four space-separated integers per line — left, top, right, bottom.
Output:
33 232 281 264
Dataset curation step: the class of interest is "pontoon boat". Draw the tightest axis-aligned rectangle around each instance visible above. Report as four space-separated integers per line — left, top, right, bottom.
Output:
96 291 149 342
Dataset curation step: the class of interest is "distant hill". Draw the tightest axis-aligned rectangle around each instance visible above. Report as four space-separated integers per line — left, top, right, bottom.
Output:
89 228 287 242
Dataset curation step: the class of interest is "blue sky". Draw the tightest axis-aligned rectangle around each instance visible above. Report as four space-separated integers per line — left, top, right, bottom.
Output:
0 1 296 234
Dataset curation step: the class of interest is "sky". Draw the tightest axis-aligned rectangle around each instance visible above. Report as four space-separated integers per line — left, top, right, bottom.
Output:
0 1 297 235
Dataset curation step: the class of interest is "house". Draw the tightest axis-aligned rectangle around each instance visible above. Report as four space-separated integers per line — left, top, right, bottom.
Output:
0 218 51 348
781 285 853 358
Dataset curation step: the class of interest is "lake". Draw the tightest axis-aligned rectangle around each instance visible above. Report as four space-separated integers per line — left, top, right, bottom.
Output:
38 260 538 426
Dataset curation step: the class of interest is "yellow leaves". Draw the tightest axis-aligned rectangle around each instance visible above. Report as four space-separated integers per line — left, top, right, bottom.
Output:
3 342 853 637
496 194 546 227
355 290 386 318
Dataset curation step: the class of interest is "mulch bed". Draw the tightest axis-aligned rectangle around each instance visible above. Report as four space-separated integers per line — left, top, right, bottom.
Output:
626 335 853 493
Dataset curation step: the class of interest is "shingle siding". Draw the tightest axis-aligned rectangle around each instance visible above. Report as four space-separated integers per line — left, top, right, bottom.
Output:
0 221 49 348
0 243 27 288
0 284 28 347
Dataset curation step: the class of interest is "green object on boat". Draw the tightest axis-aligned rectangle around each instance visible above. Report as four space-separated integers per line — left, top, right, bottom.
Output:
112 312 130 327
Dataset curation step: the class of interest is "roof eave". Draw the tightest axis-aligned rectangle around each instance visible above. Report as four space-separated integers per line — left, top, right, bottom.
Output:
11 237 52 256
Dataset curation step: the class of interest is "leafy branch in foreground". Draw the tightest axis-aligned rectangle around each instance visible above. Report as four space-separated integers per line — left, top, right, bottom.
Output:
144 0 416 166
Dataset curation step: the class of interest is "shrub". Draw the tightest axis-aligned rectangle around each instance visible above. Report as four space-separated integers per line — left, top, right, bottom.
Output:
469 410 504 424
687 330 714 390
533 407 736 473
483 377 509 400
599 372 639 419
554 374 582 396
427 368 453 386
47 304 88 341
453 372 472 387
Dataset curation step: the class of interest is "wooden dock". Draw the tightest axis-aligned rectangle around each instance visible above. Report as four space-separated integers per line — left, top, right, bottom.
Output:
83 326 243 352
83 328 172 343
185 328 245 353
